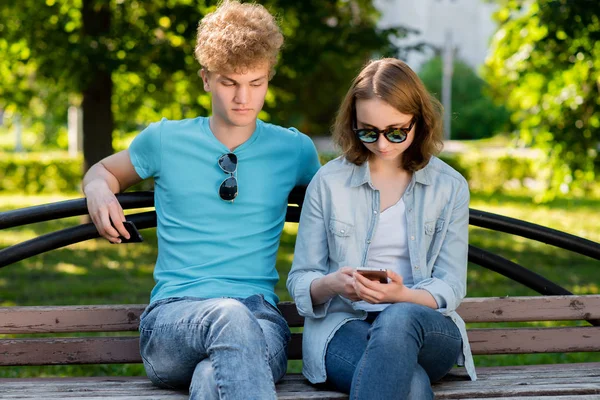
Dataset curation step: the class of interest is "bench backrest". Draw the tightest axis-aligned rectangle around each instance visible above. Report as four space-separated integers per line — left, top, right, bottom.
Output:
1 188 599 366
1 295 600 366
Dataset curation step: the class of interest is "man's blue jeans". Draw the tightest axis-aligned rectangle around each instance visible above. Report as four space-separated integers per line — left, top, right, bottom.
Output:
325 302 462 400
139 294 290 400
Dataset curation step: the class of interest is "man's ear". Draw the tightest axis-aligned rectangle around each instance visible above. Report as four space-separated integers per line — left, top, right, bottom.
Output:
201 68 211 92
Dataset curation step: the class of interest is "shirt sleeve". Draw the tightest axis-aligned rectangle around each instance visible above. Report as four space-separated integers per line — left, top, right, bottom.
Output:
293 129 321 186
286 170 332 318
412 179 470 314
128 119 164 179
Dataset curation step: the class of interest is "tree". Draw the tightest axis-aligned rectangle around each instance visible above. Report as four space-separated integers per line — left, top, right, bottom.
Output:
484 0 600 199
419 56 510 140
0 0 413 172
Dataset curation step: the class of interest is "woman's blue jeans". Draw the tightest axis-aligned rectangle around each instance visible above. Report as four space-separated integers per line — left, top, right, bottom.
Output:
139 294 290 400
325 302 462 400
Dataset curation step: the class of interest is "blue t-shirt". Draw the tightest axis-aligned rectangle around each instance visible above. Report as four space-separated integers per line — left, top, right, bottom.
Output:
129 117 321 306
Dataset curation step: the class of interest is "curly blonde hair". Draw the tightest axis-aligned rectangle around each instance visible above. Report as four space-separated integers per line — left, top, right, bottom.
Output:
332 58 444 171
195 0 283 79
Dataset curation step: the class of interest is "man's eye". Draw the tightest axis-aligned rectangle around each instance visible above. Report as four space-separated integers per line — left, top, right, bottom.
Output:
250 82 264 87
221 82 235 87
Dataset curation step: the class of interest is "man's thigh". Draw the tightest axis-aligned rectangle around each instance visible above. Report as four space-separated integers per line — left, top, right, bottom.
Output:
139 297 250 388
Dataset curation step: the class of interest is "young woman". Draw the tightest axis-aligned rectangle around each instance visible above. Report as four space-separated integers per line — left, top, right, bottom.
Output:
287 58 477 400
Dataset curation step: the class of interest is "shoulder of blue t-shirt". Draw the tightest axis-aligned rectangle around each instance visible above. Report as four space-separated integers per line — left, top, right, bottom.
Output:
151 116 310 142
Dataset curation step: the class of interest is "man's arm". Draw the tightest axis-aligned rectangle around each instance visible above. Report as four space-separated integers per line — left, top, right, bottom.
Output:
83 150 143 243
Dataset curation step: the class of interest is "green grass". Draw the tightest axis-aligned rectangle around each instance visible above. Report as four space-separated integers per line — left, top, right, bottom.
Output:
0 192 598 377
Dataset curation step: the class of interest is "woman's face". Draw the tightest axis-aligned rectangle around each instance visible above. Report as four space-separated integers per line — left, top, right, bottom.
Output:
355 98 415 165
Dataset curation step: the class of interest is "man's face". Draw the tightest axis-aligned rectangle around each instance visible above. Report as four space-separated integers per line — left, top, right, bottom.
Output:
202 65 270 129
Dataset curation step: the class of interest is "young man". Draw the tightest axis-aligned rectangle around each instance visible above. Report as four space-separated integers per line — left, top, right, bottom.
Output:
82 2 320 399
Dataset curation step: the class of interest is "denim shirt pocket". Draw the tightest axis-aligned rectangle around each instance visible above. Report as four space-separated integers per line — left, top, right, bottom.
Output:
424 218 445 262
328 219 354 263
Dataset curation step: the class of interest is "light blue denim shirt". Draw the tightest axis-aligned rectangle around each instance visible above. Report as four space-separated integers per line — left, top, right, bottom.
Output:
287 155 477 383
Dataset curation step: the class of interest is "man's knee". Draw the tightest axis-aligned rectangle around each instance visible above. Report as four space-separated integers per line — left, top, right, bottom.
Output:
206 299 265 343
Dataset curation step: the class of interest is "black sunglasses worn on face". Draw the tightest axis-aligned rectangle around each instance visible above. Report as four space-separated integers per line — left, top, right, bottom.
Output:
218 153 238 202
353 117 416 144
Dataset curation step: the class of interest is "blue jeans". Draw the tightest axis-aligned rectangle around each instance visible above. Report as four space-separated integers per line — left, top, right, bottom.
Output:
325 302 462 400
139 294 290 400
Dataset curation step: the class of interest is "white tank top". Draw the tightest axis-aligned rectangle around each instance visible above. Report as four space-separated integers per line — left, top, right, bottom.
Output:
354 198 413 312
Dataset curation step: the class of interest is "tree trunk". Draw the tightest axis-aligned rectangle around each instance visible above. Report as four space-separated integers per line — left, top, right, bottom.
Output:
82 72 113 172
82 0 113 173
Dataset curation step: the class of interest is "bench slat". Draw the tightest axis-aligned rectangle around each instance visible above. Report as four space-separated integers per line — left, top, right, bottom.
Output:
1 327 599 366
468 326 600 354
0 364 598 399
0 304 144 334
2 296 599 334
0 337 141 365
455 295 600 323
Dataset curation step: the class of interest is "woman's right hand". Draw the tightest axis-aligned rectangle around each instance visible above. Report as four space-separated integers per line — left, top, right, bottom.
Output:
326 267 361 301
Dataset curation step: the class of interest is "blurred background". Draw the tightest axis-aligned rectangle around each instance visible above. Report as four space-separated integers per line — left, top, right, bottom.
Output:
0 0 598 378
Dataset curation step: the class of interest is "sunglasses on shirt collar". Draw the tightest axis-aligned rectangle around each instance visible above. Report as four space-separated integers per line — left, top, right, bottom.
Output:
352 115 416 144
218 152 238 202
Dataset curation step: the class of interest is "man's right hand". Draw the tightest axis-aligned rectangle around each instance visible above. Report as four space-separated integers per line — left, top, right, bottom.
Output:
82 150 143 244
84 181 130 243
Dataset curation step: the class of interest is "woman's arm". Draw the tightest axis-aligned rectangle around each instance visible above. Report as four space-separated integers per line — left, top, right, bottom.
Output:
287 171 360 317
410 179 470 313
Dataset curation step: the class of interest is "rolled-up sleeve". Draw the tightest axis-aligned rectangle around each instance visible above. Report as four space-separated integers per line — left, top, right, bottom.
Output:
286 171 332 318
413 179 469 314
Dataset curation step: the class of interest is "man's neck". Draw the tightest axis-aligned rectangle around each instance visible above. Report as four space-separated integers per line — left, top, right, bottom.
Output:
209 116 256 151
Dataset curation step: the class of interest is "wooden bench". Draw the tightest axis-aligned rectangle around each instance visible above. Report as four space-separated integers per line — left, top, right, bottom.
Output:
1 189 600 399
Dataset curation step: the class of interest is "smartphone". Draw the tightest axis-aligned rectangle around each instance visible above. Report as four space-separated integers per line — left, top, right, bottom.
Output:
356 268 388 284
116 221 144 243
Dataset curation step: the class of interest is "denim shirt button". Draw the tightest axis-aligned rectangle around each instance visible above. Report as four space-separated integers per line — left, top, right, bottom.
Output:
367 240 371 244
415 265 420 270
373 210 378 214
410 235 415 240
340 229 345 234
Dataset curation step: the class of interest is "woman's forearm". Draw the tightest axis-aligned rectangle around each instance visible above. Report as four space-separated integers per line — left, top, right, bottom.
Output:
401 288 438 309
310 274 337 306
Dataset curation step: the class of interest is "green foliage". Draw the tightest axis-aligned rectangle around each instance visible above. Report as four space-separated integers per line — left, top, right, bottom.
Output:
0 151 154 194
0 0 411 148
3 149 590 198
0 152 82 194
419 56 510 140
484 0 600 200
442 151 549 196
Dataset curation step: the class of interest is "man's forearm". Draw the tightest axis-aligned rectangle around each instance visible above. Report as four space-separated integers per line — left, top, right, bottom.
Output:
83 162 123 195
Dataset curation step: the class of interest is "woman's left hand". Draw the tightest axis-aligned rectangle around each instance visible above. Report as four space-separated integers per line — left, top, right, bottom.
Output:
353 269 409 304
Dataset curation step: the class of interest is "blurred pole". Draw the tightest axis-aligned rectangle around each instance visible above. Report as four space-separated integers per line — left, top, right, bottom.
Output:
14 114 23 152
68 106 83 157
442 29 453 140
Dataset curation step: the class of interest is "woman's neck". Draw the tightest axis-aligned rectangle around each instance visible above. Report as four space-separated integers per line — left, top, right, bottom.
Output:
369 156 407 178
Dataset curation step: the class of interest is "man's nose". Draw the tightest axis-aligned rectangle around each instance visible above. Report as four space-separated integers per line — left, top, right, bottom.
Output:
234 85 249 104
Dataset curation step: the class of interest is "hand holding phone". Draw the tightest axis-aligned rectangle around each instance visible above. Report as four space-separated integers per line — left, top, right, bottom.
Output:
114 221 144 243
355 268 388 284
